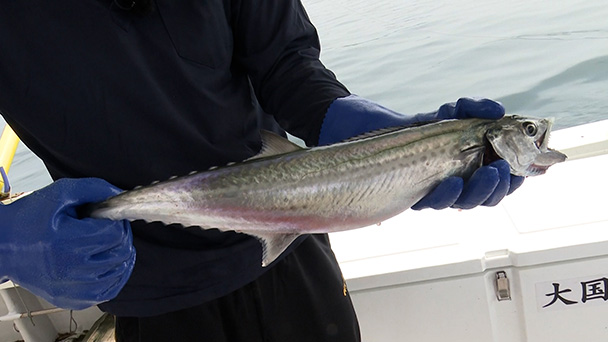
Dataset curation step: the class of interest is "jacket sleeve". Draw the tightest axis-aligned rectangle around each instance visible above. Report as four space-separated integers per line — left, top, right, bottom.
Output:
231 0 350 146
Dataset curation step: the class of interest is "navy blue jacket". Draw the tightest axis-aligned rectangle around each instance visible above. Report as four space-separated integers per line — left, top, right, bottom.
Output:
0 0 349 316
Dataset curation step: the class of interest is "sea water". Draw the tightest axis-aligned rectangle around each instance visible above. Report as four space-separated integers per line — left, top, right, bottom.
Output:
303 0 608 128
4 0 608 191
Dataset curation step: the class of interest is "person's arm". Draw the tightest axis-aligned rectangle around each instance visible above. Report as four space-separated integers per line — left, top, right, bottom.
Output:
232 0 350 146
0 178 135 309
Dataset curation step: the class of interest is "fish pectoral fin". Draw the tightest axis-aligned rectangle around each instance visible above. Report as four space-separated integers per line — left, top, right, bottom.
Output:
250 232 301 267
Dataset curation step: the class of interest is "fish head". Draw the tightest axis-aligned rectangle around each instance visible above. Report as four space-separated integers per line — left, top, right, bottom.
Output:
485 115 567 176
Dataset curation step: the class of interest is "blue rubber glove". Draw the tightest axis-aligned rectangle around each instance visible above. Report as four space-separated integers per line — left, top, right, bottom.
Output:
319 95 524 210
0 178 135 310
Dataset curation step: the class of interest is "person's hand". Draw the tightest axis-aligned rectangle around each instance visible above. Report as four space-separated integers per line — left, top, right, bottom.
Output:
0 178 135 310
318 95 524 210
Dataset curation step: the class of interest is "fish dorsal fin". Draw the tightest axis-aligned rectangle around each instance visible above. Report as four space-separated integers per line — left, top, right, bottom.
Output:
247 130 305 161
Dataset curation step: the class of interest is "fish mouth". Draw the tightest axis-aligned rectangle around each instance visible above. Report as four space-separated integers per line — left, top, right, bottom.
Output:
526 131 550 175
529 148 568 175
535 130 548 149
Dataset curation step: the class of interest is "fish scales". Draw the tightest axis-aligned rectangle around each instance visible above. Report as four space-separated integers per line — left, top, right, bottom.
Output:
192 128 471 229
87 116 566 266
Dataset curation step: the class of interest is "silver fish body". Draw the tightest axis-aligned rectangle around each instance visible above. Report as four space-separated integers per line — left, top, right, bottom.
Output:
88 115 566 266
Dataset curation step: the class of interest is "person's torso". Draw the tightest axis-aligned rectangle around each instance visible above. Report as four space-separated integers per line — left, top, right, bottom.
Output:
0 0 278 189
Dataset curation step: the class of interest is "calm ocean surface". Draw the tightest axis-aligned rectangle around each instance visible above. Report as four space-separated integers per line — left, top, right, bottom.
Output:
5 0 608 192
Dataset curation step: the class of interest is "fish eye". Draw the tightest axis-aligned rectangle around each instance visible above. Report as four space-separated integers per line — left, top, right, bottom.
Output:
522 122 538 136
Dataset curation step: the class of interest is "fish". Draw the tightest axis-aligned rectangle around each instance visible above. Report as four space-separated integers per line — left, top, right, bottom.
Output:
87 115 567 266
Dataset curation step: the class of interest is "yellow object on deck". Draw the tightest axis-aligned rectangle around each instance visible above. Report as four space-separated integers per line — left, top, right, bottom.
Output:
0 124 19 192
